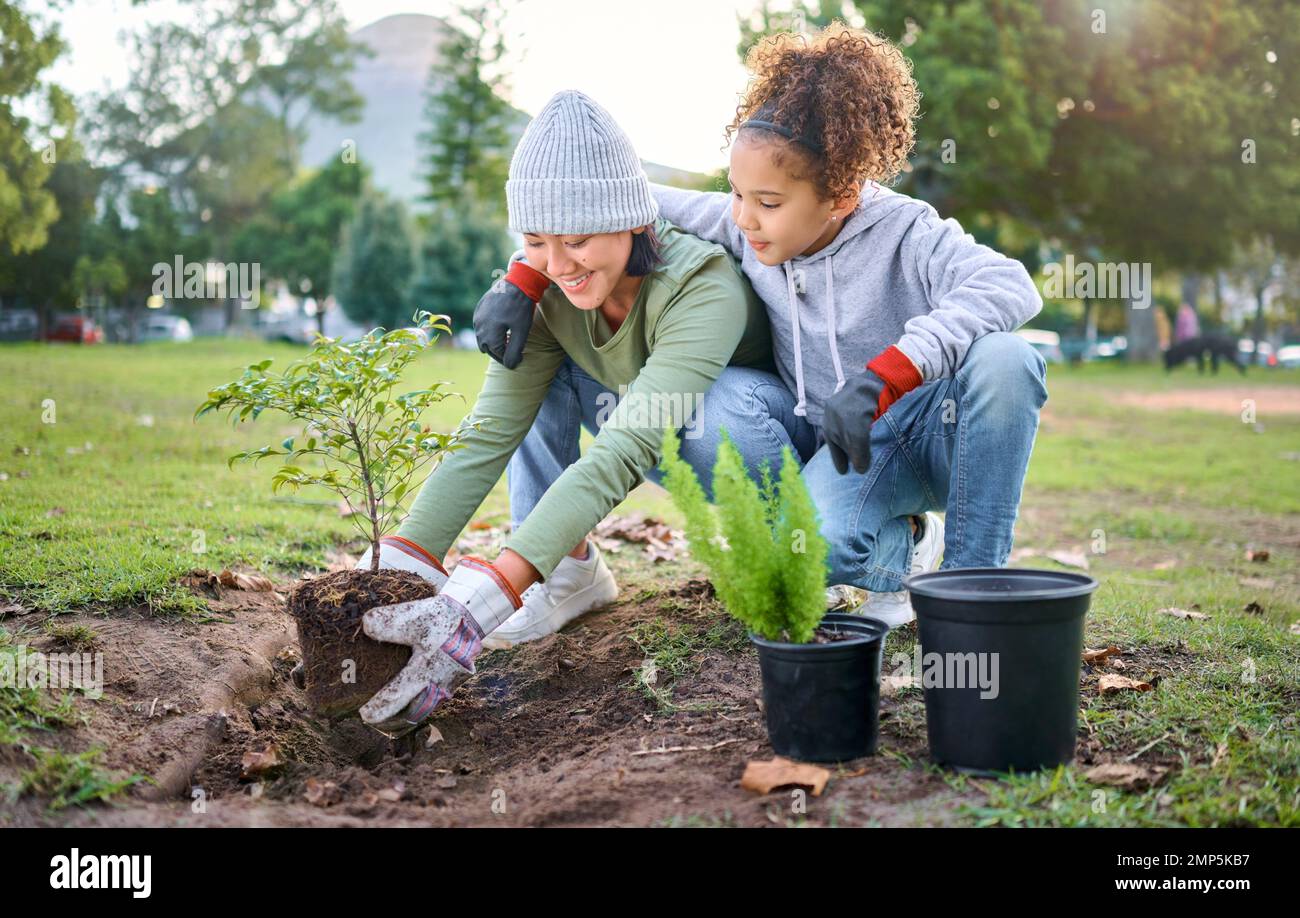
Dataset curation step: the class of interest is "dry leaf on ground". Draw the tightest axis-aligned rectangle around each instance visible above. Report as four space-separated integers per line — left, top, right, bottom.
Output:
740 757 831 796
1098 674 1154 695
1157 607 1209 621
1083 646 1122 664
1084 763 1168 789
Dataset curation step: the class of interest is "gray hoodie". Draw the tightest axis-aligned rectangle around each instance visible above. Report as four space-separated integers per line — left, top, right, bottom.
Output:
649 181 1043 427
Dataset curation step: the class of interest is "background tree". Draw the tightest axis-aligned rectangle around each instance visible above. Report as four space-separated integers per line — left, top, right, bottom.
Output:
232 157 369 336
0 133 102 334
332 187 418 331
419 0 516 211
409 191 514 333
0 0 75 257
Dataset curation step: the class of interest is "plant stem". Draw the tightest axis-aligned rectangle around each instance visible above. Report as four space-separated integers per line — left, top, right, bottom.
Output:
347 416 381 572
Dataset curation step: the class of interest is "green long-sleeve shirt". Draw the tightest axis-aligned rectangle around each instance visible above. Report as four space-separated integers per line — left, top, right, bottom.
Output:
399 217 772 579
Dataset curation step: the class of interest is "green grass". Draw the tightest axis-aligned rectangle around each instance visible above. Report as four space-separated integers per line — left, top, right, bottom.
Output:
0 339 493 616
10 746 146 812
627 614 750 712
0 342 1297 824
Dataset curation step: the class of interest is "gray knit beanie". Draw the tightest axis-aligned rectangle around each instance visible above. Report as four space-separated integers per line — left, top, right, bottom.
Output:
506 90 659 234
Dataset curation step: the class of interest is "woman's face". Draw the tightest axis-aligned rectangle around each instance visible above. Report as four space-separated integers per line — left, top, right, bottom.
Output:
728 134 857 265
522 228 641 310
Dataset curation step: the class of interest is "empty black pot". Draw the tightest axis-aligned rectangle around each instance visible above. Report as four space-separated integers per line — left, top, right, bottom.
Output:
750 613 889 763
903 567 1099 773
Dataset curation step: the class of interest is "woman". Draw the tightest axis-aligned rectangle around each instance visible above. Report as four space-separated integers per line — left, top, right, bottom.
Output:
354 90 772 737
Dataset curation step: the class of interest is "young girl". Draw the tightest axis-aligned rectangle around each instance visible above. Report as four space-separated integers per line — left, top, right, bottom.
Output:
478 23 1048 631
354 90 771 736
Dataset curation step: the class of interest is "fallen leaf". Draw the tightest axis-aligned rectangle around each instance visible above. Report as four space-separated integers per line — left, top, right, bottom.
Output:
1246 549 1270 563
1083 645 1122 664
826 585 866 612
1211 743 1229 768
1084 762 1168 790
1157 607 1209 621
881 674 918 695
303 778 341 807
1099 674 1154 695
181 569 222 596
218 569 275 591
1047 548 1089 570
741 757 831 796
425 725 444 749
240 745 282 779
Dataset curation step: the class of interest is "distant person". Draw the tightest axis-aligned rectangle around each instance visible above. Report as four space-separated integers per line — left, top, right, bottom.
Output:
1155 304 1172 351
1175 302 1201 343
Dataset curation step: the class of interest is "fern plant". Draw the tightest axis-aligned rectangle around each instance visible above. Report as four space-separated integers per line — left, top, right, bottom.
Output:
660 428 828 643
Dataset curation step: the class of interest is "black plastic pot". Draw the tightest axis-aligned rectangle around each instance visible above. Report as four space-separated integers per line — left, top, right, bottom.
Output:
750 613 889 763
903 567 1099 773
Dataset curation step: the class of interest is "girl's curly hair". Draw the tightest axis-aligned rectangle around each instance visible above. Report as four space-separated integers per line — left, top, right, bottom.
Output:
726 21 920 202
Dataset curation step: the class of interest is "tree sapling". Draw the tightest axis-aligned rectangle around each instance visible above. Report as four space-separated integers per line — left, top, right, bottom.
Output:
195 311 474 716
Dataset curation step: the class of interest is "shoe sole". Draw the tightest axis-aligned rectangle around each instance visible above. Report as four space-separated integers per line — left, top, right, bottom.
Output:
482 577 619 650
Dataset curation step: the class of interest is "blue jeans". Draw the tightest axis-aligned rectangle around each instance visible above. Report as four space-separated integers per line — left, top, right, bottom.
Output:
507 332 1048 591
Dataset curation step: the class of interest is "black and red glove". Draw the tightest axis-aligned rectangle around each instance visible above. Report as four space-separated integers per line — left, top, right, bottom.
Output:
822 346 923 475
473 261 551 370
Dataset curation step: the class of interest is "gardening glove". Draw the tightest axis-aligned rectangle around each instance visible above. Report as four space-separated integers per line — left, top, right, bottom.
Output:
473 261 551 370
822 346 923 475
290 536 453 690
358 557 522 737
355 535 449 589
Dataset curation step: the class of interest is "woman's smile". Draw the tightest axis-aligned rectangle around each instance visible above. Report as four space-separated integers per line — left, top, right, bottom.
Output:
558 271 594 294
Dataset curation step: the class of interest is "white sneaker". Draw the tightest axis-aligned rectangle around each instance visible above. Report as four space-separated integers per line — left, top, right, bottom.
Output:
857 511 945 629
481 542 619 649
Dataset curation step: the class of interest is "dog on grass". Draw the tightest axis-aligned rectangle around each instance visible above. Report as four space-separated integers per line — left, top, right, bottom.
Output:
1163 334 1246 375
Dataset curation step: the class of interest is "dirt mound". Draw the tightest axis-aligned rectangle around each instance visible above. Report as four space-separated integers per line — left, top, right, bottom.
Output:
9 569 991 827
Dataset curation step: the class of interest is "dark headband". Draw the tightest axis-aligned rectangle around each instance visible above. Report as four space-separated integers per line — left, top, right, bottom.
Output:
740 118 825 155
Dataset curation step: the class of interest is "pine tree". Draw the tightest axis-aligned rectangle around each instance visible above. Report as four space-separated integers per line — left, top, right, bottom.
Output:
661 429 828 643
419 2 515 211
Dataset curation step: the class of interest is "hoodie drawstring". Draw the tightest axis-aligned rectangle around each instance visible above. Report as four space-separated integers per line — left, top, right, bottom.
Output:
825 255 846 394
784 256 847 418
784 262 807 416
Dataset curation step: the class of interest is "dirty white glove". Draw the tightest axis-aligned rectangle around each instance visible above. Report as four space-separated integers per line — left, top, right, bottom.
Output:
358 557 521 736
355 535 449 588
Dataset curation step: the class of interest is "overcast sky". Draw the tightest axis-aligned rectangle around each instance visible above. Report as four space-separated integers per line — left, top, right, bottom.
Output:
45 0 787 173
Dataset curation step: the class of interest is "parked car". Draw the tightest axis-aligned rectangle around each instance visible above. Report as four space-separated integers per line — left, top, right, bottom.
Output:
45 315 104 344
1015 328 1064 364
0 308 39 342
1093 335 1127 360
1276 344 1300 369
138 315 194 342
